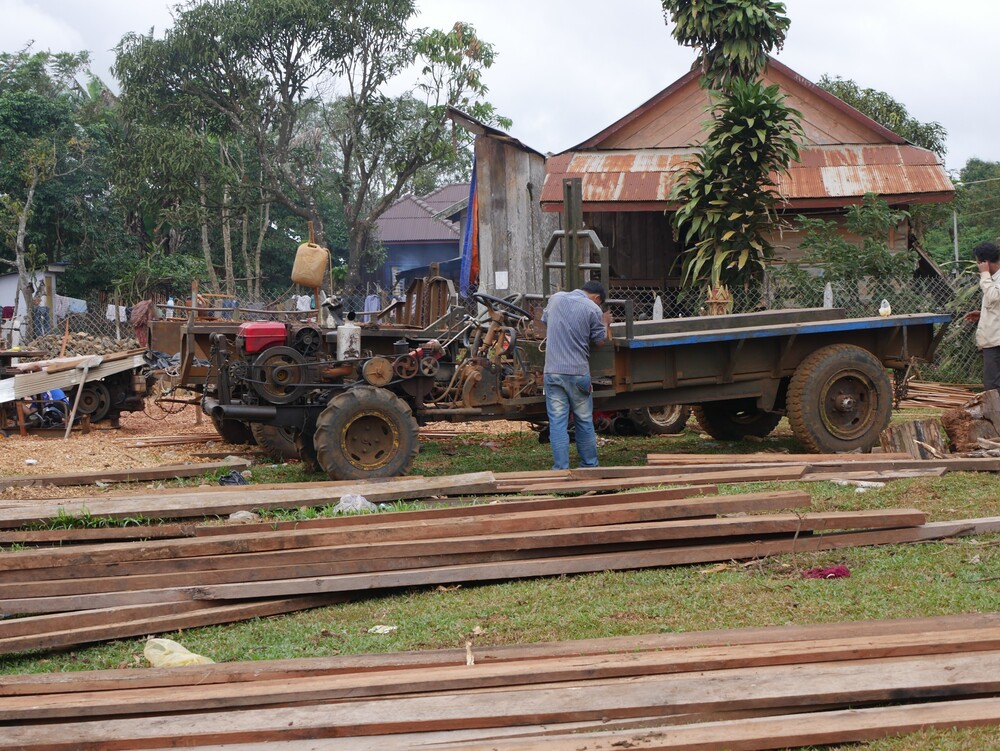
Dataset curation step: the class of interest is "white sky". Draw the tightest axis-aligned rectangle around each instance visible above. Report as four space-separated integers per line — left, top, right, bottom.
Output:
1 0 995 174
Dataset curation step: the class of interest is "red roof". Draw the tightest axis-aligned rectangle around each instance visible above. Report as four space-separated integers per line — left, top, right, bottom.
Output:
542 145 954 211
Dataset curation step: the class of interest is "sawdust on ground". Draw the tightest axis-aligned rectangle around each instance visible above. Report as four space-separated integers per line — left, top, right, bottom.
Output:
0 401 531 503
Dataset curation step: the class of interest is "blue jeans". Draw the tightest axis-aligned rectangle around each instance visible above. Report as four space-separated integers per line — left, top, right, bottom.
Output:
544 373 598 470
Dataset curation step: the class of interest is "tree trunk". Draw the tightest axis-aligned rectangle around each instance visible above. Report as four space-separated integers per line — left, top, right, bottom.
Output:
199 176 220 293
14 168 40 340
346 222 372 290
239 207 251 301
253 199 270 302
221 183 235 296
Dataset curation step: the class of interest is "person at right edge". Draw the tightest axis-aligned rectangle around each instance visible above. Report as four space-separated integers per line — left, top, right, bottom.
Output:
965 241 1000 391
541 280 613 470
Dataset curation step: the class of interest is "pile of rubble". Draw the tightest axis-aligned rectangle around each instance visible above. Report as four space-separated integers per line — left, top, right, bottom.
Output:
25 331 140 358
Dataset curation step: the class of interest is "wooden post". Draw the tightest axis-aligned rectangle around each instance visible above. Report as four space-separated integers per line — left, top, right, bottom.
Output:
191 279 199 320
113 290 122 341
63 356 102 440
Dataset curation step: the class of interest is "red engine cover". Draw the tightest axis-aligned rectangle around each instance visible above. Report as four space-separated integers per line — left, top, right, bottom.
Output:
238 322 287 353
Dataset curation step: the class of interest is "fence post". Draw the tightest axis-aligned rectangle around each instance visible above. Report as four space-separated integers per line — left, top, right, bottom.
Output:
113 290 122 341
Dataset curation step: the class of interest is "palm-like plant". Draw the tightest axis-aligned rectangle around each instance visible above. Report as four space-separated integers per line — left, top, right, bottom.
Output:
662 0 802 299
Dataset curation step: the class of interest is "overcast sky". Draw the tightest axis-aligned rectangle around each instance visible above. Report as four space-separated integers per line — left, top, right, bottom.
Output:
2 0 995 175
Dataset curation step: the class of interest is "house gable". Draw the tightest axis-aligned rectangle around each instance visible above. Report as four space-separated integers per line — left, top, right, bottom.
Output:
576 58 906 151
544 58 953 212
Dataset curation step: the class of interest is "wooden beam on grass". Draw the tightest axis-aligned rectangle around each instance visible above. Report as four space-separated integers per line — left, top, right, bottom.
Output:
0 459 250 491
522 466 806 493
0 471 499 528
4 651 1000 749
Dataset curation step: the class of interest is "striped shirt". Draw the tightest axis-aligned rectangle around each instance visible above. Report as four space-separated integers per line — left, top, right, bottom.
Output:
542 290 607 375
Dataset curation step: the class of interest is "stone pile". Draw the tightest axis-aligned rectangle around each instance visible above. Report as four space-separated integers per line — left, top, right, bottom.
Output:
25 331 140 359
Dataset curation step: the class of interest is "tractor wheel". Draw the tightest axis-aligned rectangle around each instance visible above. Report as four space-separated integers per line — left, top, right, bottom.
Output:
628 404 691 435
211 415 257 446
75 383 112 423
250 422 299 461
692 399 782 441
787 344 891 454
313 386 419 480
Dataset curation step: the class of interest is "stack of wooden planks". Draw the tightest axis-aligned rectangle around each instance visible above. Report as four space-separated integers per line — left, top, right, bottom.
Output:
643 451 1000 481
899 379 979 410
3 613 999 749
5 476 1000 657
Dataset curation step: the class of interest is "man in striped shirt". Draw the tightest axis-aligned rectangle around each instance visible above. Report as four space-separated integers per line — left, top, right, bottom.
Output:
541 281 613 469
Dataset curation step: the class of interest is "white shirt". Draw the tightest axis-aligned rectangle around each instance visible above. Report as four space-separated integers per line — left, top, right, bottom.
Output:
976 268 1000 349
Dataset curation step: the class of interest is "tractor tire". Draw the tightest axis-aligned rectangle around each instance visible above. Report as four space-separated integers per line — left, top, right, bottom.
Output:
250 422 299 461
628 404 691 435
211 415 257 446
787 344 891 454
692 400 782 441
313 386 419 480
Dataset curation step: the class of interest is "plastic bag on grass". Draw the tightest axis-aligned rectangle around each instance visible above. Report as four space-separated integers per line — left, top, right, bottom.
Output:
144 638 214 667
333 493 377 514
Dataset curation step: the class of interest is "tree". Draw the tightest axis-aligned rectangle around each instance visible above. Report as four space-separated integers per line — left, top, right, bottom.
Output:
662 0 802 293
0 49 93 337
816 75 946 159
114 0 503 290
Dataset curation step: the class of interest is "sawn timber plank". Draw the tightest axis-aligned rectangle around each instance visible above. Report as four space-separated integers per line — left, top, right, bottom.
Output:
4 651 1000 749
5 612 1000 697
0 596 348 656
1 510 923 603
5 628 1000 721
0 459 250 490
521 466 806 493
188 518 1000 601
427 698 1000 751
0 490 811 574
0 471 498 528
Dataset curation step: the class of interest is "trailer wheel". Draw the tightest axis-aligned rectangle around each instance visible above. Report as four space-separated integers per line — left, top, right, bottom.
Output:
314 386 419 480
211 415 257 446
692 400 782 441
629 405 691 435
75 383 112 423
787 344 891 453
250 423 299 460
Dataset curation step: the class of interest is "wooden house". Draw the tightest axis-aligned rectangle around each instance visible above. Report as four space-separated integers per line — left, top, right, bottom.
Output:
541 58 954 307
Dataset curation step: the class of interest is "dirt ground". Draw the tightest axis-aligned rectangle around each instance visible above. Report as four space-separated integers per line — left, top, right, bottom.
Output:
0 400 532 502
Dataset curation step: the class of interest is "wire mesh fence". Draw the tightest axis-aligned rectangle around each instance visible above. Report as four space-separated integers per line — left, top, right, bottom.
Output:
4 270 983 386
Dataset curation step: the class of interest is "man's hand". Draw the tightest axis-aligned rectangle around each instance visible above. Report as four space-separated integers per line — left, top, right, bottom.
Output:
966 310 982 324
602 311 613 327
978 260 992 274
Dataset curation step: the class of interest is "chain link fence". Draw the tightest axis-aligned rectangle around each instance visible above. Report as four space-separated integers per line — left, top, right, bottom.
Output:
6 271 982 386
604 271 981 387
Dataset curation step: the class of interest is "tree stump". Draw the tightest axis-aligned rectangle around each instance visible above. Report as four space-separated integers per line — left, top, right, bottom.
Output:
941 389 1000 452
879 418 949 459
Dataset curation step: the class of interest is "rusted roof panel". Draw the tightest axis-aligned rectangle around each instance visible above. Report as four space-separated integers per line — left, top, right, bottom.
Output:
542 145 953 209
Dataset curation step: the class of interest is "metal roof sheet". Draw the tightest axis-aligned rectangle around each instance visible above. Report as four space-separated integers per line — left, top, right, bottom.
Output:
541 144 954 209
377 194 462 243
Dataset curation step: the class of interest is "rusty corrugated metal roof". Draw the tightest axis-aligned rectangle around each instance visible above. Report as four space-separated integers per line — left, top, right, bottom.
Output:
541 145 954 210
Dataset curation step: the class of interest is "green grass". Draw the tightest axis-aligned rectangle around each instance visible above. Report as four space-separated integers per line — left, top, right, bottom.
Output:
1 410 998 749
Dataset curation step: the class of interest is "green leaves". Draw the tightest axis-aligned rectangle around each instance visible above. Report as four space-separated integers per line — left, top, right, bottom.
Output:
670 75 803 289
662 0 791 89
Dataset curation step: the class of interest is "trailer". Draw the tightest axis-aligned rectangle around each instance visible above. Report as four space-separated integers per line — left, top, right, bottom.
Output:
189 281 948 479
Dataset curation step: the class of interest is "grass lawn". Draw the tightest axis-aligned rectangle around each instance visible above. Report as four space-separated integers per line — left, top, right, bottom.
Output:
2 409 999 749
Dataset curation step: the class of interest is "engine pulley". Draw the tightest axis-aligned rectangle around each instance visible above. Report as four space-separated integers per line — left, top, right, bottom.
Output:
250 346 309 404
